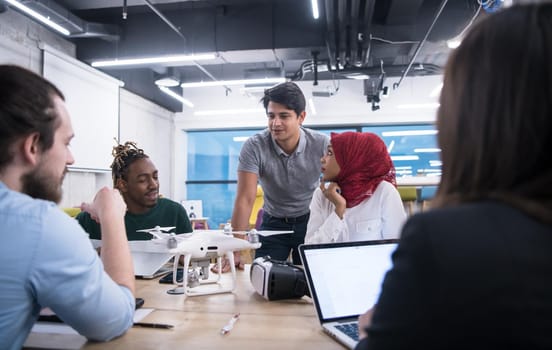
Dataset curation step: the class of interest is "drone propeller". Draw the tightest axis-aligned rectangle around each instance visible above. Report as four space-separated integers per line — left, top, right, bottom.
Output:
136 226 176 233
232 229 293 237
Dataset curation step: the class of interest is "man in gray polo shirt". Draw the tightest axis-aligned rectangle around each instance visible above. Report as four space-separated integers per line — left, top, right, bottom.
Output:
230 82 329 268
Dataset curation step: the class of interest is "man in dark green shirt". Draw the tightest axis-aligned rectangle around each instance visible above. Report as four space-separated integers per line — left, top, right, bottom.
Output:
77 141 192 240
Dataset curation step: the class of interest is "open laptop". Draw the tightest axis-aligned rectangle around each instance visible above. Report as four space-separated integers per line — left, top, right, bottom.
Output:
299 239 398 349
90 239 173 279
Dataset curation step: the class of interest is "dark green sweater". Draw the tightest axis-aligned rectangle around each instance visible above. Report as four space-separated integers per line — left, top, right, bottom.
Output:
77 197 193 240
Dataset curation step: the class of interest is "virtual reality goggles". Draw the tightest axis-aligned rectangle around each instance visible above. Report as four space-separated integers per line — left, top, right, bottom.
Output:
250 256 310 301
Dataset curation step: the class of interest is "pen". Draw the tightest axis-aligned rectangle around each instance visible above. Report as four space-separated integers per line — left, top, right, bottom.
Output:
220 313 240 335
133 322 174 329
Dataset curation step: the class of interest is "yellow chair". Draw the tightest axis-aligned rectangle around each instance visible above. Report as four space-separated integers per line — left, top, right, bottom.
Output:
397 186 418 216
62 207 81 218
248 185 264 229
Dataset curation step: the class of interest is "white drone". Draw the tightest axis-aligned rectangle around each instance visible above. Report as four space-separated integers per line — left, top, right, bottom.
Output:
91 225 292 297
164 228 292 297
136 226 192 248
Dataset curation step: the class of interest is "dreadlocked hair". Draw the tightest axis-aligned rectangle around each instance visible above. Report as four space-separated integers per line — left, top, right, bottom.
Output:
111 140 149 186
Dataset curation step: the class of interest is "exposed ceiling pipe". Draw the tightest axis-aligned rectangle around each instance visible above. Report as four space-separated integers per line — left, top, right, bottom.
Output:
143 0 231 93
393 0 449 90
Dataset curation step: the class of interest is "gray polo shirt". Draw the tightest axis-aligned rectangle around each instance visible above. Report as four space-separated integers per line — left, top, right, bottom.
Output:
238 127 329 218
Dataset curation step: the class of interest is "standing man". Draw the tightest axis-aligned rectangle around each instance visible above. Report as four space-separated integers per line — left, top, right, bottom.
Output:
230 82 329 269
0 65 135 349
77 141 193 240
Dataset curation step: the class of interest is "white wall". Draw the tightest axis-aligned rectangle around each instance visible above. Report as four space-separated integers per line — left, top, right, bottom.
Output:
0 9 176 207
119 89 175 198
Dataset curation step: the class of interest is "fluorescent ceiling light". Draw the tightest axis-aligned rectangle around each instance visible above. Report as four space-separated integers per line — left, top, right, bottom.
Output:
311 0 319 19
91 54 216 68
158 86 194 108
308 98 317 116
345 73 370 80
382 130 438 137
391 155 420 161
397 103 440 109
447 39 461 49
181 77 285 88
154 77 180 87
5 0 71 35
194 108 264 116
414 148 441 153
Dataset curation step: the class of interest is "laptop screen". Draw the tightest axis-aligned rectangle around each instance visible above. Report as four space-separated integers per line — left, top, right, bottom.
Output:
299 240 398 322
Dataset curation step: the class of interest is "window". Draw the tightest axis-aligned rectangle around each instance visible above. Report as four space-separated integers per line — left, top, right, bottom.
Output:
186 125 439 228
362 125 440 178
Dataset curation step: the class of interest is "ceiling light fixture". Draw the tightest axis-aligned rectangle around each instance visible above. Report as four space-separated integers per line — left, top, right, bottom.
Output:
194 108 264 116
446 39 461 49
382 130 438 137
311 0 319 19
154 76 180 87
181 77 285 88
91 54 216 68
5 0 71 35
158 86 194 108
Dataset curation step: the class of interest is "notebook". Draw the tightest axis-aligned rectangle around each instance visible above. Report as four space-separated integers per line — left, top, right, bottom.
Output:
299 239 398 349
90 239 173 279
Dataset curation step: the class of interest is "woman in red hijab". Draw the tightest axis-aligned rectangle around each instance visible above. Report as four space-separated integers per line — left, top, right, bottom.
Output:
305 132 406 243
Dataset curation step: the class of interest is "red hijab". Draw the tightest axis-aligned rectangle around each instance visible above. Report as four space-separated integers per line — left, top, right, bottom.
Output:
331 132 396 208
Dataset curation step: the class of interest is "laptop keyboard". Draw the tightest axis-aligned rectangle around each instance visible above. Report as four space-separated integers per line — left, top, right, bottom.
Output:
335 322 359 341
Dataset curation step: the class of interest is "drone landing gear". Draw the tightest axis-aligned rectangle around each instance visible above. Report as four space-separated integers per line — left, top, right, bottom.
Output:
166 252 237 296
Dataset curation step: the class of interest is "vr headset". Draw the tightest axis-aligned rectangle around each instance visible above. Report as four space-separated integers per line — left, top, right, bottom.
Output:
250 256 310 301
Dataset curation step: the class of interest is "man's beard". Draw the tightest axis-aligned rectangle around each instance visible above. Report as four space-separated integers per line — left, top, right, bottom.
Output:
21 165 66 203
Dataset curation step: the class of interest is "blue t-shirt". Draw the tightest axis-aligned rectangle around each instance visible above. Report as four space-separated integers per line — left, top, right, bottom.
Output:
0 182 135 350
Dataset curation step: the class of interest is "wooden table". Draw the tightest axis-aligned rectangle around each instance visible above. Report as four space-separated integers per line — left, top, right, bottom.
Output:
24 266 342 350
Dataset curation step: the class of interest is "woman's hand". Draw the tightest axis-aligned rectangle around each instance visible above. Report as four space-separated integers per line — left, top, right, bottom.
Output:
357 307 374 340
320 182 346 219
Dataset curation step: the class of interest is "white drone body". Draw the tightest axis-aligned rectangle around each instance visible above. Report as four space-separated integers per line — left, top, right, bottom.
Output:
93 226 291 297
166 229 293 296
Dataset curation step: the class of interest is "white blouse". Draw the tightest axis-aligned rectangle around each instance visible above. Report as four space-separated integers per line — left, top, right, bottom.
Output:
305 181 407 244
